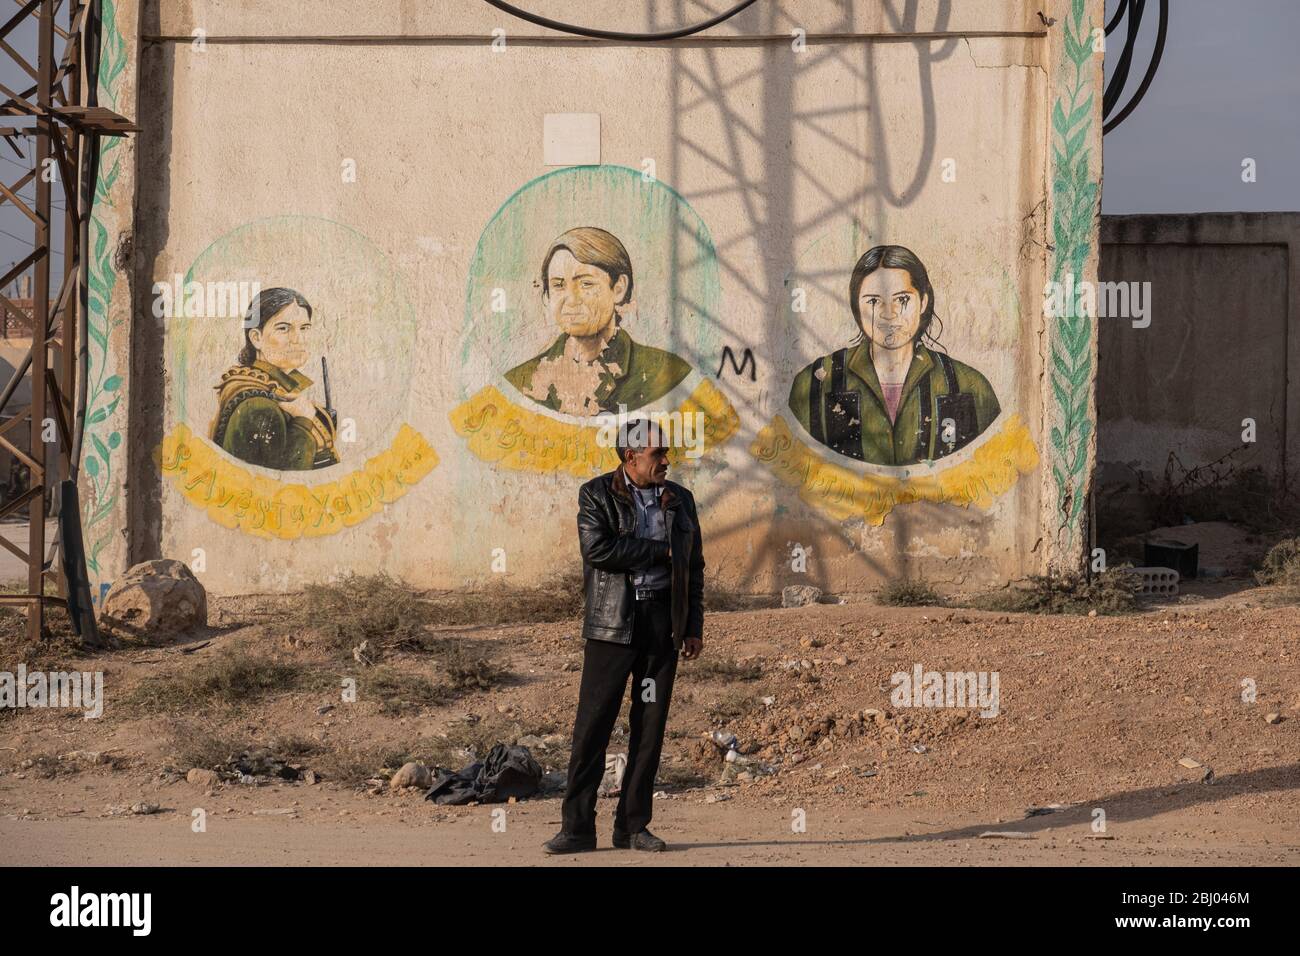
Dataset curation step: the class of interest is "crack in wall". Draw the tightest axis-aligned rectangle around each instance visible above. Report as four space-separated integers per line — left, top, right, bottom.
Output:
963 36 1047 75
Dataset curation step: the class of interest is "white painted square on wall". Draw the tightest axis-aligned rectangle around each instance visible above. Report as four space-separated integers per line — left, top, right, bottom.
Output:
543 113 600 166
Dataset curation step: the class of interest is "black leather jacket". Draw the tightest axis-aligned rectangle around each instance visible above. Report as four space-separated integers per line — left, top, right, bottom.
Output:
577 466 705 649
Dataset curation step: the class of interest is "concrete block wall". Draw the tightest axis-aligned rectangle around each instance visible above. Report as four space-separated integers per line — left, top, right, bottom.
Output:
1099 213 1300 506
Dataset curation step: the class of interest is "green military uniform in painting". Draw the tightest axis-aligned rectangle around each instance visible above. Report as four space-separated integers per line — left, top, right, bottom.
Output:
788 342 1000 466
504 326 691 415
209 359 339 471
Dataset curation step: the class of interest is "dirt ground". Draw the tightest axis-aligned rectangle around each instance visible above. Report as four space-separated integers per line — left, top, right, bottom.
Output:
1 579 1298 866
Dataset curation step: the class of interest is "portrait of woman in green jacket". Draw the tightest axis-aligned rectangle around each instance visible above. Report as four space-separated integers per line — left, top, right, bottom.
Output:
787 245 1000 466
208 287 339 471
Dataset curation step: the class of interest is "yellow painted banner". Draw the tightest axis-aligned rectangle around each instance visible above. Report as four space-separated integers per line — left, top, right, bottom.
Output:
751 414 1038 524
160 423 439 539
450 380 739 477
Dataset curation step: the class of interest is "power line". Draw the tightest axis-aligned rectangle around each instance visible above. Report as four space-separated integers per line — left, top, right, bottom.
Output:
1103 0 1169 134
0 154 71 209
0 156 71 210
1105 1 1128 35
0 153 73 195
11 195 68 210
0 224 64 257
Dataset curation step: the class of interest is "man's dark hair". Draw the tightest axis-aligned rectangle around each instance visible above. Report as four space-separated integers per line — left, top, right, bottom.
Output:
615 418 664 465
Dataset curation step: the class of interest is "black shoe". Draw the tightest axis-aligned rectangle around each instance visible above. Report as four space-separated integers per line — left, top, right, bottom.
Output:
616 828 666 852
543 831 597 854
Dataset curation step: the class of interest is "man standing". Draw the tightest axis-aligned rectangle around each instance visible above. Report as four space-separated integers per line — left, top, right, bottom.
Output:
544 419 705 854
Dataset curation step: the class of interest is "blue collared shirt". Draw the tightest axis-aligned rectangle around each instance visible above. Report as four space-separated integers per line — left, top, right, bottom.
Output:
628 477 671 590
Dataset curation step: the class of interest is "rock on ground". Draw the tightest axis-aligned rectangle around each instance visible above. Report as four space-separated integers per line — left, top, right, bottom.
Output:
390 762 433 790
186 768 221 789
100 559 207 640
782 585 823 608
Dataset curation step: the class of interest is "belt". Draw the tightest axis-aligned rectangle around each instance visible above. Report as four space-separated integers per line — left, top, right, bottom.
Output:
634 587 671 602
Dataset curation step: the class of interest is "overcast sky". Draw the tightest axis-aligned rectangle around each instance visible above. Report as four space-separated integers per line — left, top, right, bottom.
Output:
1 2 1296 289
1101 0 1300 213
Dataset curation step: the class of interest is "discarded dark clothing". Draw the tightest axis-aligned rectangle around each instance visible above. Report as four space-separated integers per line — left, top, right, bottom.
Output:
426 744 544 805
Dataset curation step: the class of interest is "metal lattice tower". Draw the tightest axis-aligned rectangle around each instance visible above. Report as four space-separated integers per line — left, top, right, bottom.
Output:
0 0 134 642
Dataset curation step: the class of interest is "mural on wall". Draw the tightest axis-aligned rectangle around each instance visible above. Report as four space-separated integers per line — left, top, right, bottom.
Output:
788 245 1001 466
210 287 340 471
451 166 738 477
753 233 1038 524
160 216 438 539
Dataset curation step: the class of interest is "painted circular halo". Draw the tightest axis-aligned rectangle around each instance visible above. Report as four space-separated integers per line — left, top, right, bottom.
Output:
459 165 722 421
170 215 416 473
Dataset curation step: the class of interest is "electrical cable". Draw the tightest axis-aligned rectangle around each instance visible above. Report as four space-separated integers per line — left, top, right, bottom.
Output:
1103 0 1144 118
0 224 65 252
1104 1 1127 35
1103 0 1168 134
480 0 759 41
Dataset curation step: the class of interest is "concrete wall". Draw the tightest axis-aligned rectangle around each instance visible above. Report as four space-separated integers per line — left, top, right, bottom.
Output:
1099 213 1300 501
96 0 1103 599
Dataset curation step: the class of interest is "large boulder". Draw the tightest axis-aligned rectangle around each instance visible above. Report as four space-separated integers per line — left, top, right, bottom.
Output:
781 584 823 608
101 559 207 639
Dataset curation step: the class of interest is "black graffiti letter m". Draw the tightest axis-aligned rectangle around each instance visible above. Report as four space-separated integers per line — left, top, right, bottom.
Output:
717 346 756 381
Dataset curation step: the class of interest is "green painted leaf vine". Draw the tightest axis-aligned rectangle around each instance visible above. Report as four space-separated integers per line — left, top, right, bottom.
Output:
1049 0 1098 553
82 0 127 584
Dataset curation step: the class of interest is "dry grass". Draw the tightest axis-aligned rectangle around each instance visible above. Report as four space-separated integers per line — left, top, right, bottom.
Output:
1256 537 1300 604
965 568 1142 616
0 605 94 674
426 570 586 626
1154 461 1300 534
655 762 710 790
1256 537 1300 585
125 649 310 713
264 574 520 700
164 722 252 771
294 573 438 654
680 656 762 683
8 753 78 778
705 688 764 722
162 721 320 771
279 572 582 660
311 738 464 788
876 578 943 607
162 717 454 785
361 667 453 715
702 561 778 611
359 650 509 714
442 651 510 693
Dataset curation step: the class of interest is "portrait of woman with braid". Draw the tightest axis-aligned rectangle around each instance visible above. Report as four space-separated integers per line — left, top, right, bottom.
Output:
209 287 339 471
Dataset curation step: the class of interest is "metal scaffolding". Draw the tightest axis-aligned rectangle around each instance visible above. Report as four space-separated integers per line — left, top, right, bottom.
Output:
0 0 134 642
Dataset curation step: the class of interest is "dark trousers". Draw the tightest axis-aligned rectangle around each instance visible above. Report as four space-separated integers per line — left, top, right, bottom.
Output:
561 594 679 836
